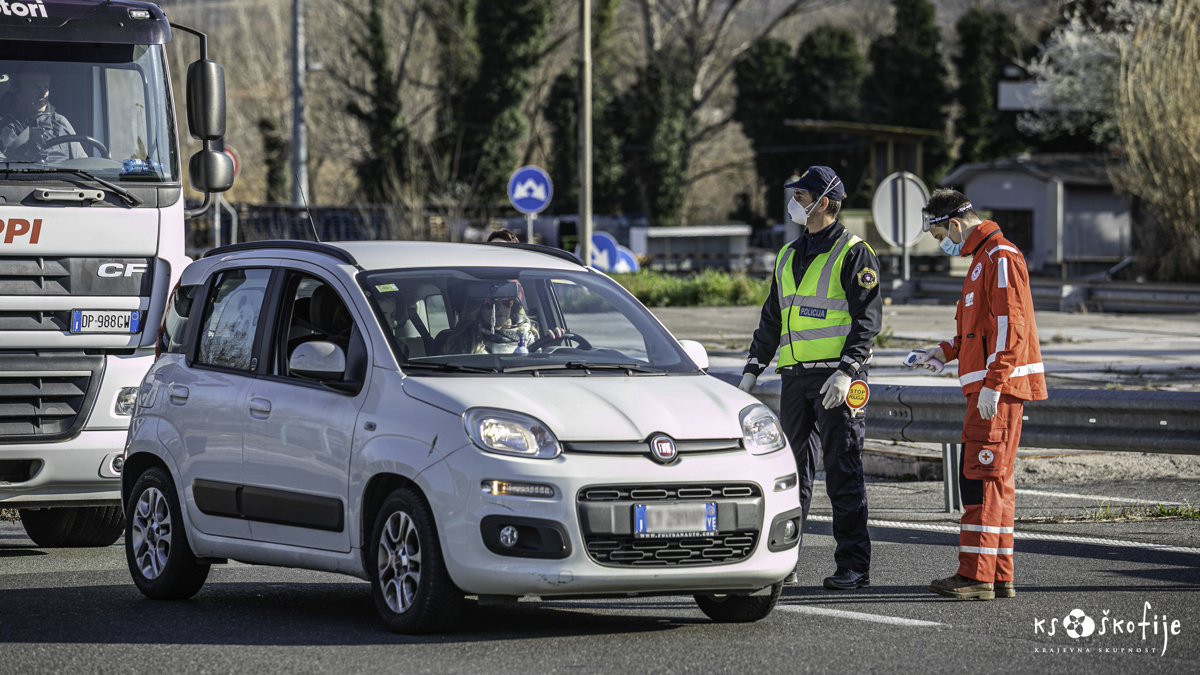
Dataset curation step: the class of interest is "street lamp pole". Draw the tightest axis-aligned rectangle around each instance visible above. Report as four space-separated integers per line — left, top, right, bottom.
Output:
290 0 309 206
578 0 593 267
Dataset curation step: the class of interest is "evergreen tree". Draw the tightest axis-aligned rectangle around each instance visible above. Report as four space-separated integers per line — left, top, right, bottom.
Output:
732 38 794 224
345 0 412 203
955 7 1029 163
257 116 289 204
861 0 952 183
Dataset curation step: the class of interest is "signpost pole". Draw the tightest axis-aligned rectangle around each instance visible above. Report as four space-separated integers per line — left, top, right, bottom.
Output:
901 172 910 282
579 0 593 267
525 213 534 244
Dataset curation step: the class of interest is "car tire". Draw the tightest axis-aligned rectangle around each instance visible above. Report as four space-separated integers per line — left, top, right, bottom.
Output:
369 487 463 634
124 467 209 600
18 506 125 548
694 582 783 623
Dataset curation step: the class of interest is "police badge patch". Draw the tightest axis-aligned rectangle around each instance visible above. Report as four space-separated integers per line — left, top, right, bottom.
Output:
856 268 878 290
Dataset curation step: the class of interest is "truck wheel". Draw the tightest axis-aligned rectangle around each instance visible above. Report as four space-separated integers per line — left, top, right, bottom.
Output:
369 487 462 634
125 467 209 600
18 508 76 547
19 506 125 548
694 582 783 623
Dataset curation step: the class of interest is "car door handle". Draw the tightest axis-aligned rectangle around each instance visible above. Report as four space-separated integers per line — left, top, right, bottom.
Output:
248 397 272 418
167 384 189 402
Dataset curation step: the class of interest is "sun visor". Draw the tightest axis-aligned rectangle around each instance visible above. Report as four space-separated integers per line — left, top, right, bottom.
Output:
0 1 171 45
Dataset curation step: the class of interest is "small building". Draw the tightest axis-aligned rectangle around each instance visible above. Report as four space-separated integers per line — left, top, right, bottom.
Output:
939 154 1131 278
629 224 752 272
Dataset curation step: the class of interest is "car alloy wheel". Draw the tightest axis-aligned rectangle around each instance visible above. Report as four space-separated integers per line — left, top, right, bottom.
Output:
131 486 173 579
378 510 421 614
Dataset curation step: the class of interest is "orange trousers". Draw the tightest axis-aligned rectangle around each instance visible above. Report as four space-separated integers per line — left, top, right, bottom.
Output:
957 392 1024 583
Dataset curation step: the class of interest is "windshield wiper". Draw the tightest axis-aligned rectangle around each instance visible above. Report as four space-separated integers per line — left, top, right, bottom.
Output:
503 361 664 374
5 167 143 207
402 361 498 373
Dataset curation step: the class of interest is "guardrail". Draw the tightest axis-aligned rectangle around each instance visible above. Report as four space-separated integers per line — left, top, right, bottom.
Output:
915 276 1200 313
715 373 1200 512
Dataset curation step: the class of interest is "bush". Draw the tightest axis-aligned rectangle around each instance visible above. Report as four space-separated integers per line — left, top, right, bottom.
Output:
609 269 770 307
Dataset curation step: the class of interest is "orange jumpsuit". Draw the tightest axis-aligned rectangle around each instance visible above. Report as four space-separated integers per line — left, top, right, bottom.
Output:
938 221 1047 583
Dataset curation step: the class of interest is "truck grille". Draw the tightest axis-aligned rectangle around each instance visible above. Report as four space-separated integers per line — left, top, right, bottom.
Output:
0 352 105 442
0 257 151 296
577 483 763 567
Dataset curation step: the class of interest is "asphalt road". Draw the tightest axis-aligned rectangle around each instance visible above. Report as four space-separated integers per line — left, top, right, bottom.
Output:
3 478 1197 674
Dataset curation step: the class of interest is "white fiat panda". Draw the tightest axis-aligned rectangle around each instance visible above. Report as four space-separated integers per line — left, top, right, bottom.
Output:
122 240 803 633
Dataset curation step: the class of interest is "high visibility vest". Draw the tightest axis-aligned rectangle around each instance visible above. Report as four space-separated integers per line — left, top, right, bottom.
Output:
775 230 871 367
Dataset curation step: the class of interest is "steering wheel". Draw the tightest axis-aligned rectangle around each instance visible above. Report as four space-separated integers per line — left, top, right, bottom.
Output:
528 331 592 352
43 135 110 159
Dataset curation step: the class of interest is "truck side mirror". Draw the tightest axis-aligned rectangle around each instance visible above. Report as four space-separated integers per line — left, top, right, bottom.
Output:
186 59 226 141
188 149 234 193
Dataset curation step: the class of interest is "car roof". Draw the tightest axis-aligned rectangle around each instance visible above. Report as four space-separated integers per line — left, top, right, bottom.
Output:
200 240 586 274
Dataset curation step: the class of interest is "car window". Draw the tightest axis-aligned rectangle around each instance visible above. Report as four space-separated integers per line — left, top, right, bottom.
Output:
272 273 358 379
159 283 198 356
361 267 694 374
195 268 271 371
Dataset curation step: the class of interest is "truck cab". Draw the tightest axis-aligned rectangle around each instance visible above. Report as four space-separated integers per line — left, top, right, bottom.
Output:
0 0 232 546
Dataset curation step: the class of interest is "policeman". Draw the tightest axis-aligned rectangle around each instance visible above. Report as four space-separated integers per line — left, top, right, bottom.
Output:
908 188 1047 601
740 166 882 590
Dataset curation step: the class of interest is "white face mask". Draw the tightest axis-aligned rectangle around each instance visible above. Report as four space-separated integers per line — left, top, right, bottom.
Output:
787 180 839 226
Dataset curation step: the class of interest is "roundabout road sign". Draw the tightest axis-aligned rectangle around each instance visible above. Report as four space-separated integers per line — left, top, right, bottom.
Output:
508 165 553 215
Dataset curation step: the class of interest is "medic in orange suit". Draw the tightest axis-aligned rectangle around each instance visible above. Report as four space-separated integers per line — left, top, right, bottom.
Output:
906 188 1047 601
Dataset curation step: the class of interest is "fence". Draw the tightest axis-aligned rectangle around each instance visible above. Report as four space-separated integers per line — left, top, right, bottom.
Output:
715 374 1200 512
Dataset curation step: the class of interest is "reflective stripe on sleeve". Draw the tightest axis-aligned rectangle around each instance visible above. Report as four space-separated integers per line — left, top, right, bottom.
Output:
989 245 1020 257
995 315 1008 355
959 362 1044 386
961 524 1015 534
959 545 1015 555
997 257 1009 289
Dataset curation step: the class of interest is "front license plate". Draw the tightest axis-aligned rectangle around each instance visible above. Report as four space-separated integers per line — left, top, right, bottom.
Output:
71 310 141 334
634 502 717 539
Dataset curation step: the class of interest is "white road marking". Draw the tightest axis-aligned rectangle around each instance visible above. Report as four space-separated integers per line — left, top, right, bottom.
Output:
807 515 1200 554
1014 488 1182 506
777 604 945 627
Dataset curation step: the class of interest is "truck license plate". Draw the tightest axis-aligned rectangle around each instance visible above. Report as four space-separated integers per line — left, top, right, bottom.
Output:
71 310 141 334
634 502 717 538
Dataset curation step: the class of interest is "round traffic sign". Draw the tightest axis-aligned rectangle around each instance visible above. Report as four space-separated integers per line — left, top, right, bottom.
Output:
871 172 929 247
222 144 241 180
508 165 553 215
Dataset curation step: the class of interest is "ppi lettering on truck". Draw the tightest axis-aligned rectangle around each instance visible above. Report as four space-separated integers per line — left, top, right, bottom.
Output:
0 219 43 244
798 306 827 320
0 1 49 18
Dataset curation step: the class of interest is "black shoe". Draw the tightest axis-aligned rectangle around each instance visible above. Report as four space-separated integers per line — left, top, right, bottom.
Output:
823 568 870 590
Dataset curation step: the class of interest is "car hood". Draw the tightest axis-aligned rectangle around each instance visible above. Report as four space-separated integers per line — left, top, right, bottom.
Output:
401 374 752 442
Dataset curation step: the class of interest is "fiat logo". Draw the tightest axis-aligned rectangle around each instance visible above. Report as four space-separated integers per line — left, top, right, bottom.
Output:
649 434 677 464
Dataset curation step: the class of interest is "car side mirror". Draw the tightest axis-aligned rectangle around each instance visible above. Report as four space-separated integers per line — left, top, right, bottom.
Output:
188 149 234 194
290 341 346 380
679 339 709 372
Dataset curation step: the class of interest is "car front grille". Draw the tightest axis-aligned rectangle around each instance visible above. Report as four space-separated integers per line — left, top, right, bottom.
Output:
577 483 763 567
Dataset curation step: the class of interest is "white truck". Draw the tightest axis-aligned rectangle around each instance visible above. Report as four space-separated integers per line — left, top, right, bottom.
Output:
0 0 233 546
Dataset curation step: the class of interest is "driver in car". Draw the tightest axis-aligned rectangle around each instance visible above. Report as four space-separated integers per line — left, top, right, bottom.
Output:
438 281 542 355
0 68 87 163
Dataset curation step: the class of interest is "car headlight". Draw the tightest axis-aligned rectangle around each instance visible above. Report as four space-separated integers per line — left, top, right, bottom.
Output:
464 408 561 459
740 404 786 455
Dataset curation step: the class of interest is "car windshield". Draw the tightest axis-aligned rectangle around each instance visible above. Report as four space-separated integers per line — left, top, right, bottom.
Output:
362 267 698 375
0 42 177 181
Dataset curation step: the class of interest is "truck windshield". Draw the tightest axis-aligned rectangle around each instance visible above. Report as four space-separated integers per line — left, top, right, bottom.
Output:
0 42 176 182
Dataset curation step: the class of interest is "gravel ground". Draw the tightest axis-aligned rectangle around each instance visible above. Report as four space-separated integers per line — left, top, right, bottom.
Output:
1015 451 1200 485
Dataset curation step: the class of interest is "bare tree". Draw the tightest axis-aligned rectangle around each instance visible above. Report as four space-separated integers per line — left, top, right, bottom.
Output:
1112 0 1200 281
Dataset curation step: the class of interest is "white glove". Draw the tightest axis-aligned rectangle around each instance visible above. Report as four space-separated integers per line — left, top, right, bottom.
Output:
904 346 946 373
820 371 852 409
738 373 757 393
977 386 1000 420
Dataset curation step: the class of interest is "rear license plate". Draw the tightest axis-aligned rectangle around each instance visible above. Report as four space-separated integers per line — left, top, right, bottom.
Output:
71 310 141 334
634 502 717 538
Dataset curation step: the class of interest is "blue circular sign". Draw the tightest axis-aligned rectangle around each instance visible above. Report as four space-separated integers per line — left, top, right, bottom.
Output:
508 165 553 215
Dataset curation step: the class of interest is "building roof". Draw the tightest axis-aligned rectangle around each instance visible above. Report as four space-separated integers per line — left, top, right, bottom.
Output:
940 154 1114 188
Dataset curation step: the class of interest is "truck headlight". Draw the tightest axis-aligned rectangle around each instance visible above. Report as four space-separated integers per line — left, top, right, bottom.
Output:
740 404 786 455
464 408 561 459
115 387 139 416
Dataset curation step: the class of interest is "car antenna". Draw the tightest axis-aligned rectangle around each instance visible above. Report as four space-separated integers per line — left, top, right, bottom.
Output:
296 179 321 242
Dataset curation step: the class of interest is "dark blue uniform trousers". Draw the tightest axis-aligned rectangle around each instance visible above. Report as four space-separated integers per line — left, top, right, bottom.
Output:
780 370 871 573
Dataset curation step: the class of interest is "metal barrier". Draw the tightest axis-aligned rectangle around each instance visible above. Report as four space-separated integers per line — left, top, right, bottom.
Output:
716 373 1200 512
